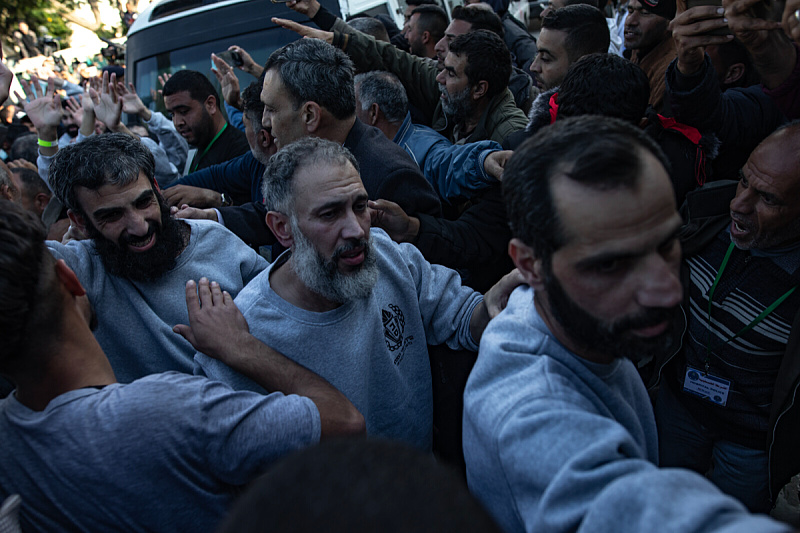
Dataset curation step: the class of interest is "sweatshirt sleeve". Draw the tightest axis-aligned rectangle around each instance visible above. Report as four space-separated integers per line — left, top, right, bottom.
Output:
393 237 482 351
144 110 190 173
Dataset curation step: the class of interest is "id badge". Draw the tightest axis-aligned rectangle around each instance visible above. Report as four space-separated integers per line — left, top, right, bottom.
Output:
683 366 731 406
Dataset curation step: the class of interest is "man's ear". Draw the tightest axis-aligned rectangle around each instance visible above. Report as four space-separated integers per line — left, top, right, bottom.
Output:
0 184 14 201
34 192 51 214
266 211 293 247
722 63 745 86
67 209 88 235
508 238 546 290
368 103 381 126
421 30 431 44
472 80 488 100
54 259 86 297
256 129 272 152
302 101 323 134
204 94 218 116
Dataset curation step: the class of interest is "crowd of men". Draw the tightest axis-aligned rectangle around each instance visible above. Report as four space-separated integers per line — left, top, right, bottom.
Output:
0 0 799 529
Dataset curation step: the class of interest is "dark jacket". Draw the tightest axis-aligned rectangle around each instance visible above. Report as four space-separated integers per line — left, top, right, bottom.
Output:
187 122 250 174
220 119 442 247
648 181 800 503
505 87 719 207
415 184 513 293
167 150 265 206
666 55 787 181
315 8 529 141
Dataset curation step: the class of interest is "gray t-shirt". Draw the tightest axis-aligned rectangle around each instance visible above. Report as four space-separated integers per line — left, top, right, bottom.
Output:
0 372 320 532
196 228 482 450
48 220 267 382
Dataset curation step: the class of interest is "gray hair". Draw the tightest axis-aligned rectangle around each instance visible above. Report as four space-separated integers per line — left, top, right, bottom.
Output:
264 39 356 120
354 71 409 124
348 17 390 42
262 137 360 214
49 133 156 218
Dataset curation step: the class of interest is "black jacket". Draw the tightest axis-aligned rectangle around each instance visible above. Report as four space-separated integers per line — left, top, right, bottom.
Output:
220 119 441 247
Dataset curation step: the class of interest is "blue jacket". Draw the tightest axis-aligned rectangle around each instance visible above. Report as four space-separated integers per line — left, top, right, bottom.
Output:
394 112 501 203
165 150 265 206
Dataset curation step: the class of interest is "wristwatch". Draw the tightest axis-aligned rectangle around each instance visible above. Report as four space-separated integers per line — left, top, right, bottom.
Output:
220 193 233 207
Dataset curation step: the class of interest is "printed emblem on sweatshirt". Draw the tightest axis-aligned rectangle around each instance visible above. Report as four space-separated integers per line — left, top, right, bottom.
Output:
382 304 414 365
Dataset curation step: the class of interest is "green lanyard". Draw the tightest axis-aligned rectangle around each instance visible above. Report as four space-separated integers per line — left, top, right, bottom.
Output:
190 122 227 173
704 241 798 373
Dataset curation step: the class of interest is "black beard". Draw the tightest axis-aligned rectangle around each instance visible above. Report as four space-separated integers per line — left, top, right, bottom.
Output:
544 269 680 364
88 196 190 282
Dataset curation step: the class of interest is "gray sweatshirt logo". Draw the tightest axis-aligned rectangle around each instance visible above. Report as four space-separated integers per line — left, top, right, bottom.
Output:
383 304 414 365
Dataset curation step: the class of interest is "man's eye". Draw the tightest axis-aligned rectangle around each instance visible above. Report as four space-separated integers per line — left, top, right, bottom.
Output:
594 260 620 274
136 197 154 209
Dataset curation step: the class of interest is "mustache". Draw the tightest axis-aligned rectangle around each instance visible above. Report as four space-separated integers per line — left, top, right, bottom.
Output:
332 239 369 261
610 306 678 335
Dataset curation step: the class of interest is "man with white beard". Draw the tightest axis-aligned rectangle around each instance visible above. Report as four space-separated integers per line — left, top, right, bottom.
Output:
195 137 518 450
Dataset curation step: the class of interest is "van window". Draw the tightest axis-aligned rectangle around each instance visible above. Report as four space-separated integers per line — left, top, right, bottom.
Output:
134 27 302 111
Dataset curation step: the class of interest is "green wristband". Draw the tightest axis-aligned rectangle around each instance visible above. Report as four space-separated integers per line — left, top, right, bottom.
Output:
37 138 57 147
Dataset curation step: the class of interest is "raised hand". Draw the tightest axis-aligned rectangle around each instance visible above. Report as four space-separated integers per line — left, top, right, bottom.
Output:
211 53 242 109
90 71 122 131
117 80 151 119
227 45 263 77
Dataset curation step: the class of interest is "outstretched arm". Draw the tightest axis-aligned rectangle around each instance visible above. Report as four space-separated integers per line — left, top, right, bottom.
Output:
175 278 365 438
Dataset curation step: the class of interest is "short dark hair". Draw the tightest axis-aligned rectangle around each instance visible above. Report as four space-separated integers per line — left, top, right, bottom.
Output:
242 79 265 133
451 5 505 39
11 167 51 200
503 116 669 264
564 0 600 9
411 5 448 42
217 439 503 533
542 5 610 62
408 0 439 7
448 30 512 99
262 137 359 213
162 69 220 109
348 17 391 42
8 132 39 164
264 39 356 120
355 71 409 124
557 54 650 124
49 133 156 219
0 200 59 370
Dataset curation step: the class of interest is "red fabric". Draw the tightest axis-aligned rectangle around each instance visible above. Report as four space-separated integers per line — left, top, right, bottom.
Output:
549 93 559 124
657 114 708 186
657 114 702 145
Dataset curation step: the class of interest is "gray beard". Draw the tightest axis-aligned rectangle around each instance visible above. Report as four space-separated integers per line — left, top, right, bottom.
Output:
290 218 379 304
439 84 475 125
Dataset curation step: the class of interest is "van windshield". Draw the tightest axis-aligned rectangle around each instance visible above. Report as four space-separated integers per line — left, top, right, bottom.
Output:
134 28 300 111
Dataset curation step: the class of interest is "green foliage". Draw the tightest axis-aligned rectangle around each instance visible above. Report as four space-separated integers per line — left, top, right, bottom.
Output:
0 0 80 43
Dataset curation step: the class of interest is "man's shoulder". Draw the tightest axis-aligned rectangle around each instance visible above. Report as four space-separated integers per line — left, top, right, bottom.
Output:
348 120 418 172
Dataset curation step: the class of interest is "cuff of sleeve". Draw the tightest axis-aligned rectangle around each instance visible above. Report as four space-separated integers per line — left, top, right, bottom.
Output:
214 208 225 226
312 5 338 30
670 56 709 94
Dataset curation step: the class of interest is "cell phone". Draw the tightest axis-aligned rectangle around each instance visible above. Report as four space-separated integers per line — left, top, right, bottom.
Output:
215 50 244 68
685 0 732 36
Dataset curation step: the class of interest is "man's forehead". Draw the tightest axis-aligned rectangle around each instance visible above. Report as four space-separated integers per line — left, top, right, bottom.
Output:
538 28 567 52
444 52 467 73
295 161 364 200
744 135 800 197
76 173 153 209
261 69 286 99
163 90 196 110
446 19 473 37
